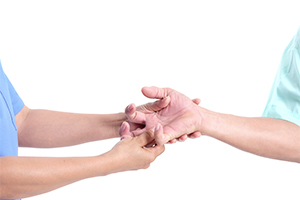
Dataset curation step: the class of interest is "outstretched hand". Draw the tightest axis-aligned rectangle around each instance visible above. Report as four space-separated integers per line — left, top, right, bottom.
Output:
121 86 202 145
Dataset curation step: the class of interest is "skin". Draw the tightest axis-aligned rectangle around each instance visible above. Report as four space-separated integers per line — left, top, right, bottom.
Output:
16 106 124 148
121 86 300 163
0 104 165 199
2 86 299 198
122 92 201 143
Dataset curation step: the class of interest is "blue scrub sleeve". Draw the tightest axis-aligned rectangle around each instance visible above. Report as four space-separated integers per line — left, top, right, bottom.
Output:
5 73 24 115
0 62 24 116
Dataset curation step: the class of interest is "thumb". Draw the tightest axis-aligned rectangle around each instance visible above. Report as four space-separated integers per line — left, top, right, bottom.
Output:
137 96 170 113
142 86 171 99
154 124 169 146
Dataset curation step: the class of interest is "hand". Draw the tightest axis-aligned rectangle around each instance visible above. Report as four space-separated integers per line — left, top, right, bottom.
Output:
124 95 171 135
122 98 201 143
108 128 165 172
122 86 202 145
120 90 200 143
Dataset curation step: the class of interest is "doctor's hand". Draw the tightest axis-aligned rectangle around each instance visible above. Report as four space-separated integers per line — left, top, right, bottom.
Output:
108 128 165 173
121 86 202 145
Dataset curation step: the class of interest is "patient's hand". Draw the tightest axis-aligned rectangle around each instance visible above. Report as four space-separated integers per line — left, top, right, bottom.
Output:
121 86 202 145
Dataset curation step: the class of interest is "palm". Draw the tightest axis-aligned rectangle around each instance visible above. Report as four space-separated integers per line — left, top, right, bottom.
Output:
123 87 202 144
146 89 201 140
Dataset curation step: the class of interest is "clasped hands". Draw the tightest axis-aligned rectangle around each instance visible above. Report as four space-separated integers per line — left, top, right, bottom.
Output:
106 86 203 173
120 86 202 146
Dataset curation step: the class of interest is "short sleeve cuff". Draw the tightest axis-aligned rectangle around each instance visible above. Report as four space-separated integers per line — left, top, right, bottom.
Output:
262 105 300 127
12 98 24 116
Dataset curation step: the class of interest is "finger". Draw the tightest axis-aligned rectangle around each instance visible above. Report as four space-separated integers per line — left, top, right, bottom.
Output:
137 96 170 113
178 134 188 142
192 98 201 105
148 125 166 155
121 135 132 140
132 128 146 137
136 130 155 145
167 139 177 144
142 86 172 99
125 103 146 124
154 123 166 146
188 131 201 139
119 122 134 140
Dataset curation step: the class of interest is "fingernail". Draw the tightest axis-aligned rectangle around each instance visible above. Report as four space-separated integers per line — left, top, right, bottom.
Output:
128 103 134 111
120 122 126 131
125 104 131 112
155 124 161 132
121 136 126 140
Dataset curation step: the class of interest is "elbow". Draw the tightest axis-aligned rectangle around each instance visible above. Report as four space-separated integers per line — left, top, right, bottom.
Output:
0 159 26 199
297 149 300 164
289 145 300 163
294 138 300 163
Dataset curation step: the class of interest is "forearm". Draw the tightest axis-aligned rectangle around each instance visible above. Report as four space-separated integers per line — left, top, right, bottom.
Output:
18 109 126 148
0 155 112 199
0 130 164 199
200 107 300 163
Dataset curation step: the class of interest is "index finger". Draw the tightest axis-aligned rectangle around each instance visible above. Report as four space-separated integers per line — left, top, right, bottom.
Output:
125 103 146 124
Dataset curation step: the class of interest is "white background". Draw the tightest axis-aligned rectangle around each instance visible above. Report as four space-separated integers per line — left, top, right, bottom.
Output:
1 0 300 199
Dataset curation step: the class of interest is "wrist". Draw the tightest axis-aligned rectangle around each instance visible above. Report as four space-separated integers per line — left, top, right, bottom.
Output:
111 113 127 138
91 152 121 177
97 113 127 139
197 106 220 136
98 150 128 175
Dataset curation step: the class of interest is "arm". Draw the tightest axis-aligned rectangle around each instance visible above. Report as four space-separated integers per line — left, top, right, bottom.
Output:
201 107 300 163
124 86 300 163
16 106 126 148
0 130 165 199
16 98 170 148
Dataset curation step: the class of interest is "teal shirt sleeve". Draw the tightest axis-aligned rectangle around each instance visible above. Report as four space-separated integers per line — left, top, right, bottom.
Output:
262 27 300 126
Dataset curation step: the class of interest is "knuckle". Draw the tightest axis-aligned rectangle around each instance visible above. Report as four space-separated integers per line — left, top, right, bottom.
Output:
149 152 158 162
143 164 151 169
161 145 166 153
128 112 137 121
